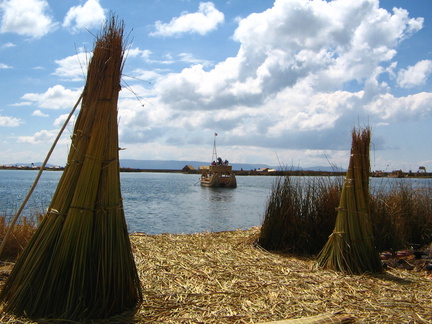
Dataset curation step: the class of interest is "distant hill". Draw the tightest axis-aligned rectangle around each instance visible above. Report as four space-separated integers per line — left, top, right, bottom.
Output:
119 159 269 171
119 159 344 172
3 159 345 173
2 162 59 168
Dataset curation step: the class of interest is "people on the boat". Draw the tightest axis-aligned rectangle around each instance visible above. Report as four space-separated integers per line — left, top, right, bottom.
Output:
213 157 229 165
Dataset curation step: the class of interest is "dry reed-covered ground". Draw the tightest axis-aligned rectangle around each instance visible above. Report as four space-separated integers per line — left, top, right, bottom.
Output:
1 227 431 323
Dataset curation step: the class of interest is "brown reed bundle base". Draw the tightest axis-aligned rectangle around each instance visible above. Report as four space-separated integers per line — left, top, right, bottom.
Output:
1 228 431 323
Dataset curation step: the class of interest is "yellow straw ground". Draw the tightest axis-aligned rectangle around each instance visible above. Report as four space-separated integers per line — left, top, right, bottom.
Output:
1 227 431 323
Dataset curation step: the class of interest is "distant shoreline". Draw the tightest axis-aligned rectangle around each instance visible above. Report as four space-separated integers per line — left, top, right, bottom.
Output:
1 165 431 178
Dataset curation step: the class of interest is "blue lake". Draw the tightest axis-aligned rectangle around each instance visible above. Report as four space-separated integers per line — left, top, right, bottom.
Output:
0 170 275 234
1 170 430 234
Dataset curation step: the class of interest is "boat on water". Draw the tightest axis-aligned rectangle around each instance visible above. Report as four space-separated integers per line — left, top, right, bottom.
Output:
199 134 237 188
199 162 237 188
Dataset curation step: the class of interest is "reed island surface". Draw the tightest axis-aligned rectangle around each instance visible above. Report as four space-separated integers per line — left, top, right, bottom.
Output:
1 227 431 323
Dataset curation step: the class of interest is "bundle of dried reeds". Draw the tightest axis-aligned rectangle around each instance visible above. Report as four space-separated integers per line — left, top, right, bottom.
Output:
0 16 142 320
316 127 382 274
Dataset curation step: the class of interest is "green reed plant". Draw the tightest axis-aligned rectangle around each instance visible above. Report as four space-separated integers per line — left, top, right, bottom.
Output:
259 174 432 257
371 181 432 251
258 176 342 255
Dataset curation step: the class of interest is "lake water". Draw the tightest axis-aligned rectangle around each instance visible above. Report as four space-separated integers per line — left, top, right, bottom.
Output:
0 170 275 234
1 170 431 234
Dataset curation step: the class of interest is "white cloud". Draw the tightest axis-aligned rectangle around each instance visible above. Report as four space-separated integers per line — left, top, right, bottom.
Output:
0 63 12 69
0 115 22 127
32 110 49 117
126 47 152 59
53 52 91 81
1 42 15 48
125 47 175 65
63 0 106 33
17 129 56 144
53 113 76 128
150 2 224 37
9 101 32 107
365 92 432 120
21 85 82 110
397 60 432 88
143 0 427 156
0 0 56 38
125 69 163 85
178 53 212 67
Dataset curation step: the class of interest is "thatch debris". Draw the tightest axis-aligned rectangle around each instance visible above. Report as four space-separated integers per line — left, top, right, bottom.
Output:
258 312 354 323
0 16 142 320
316 127 383 274
1 228 432 323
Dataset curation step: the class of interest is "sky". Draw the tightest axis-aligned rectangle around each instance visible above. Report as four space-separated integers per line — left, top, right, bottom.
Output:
0 0 432 171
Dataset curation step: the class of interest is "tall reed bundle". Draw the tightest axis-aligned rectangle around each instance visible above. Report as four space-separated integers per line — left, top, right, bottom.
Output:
316 127 382 274
0 17 142 320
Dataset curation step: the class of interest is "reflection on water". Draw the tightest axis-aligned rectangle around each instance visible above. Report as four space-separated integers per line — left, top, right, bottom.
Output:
1 170 431 234
121 173 275 234
199 187 235 231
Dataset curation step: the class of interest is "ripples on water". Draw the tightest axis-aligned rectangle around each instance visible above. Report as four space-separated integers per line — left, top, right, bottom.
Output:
0 170 274 234
1 170 430 234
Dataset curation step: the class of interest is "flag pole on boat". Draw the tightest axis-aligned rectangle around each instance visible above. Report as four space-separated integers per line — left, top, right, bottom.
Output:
212 132 218 163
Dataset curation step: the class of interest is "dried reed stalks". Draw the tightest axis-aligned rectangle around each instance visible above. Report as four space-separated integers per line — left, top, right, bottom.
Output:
0 216 40 261
0 16 142 320
316 127 382 274
1 228 431 323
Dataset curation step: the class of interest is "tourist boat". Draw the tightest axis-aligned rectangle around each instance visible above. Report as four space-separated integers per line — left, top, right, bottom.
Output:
199 134 237 188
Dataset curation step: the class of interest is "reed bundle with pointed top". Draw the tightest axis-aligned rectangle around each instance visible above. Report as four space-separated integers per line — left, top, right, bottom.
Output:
0 17 142 320
316 127 382 274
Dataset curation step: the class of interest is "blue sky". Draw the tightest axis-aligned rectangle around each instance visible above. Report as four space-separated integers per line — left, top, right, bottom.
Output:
0 0 431 171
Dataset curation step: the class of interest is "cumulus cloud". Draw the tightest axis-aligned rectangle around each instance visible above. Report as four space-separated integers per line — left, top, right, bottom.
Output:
397 60 432 88
63 0 106 33
32 110 49 117
21 85 82 109
0 0 56 38
365 92 432 120
17 129 56 144
0 115 22 127
178 53 212 67
126 47 152 59
125 47 175 65
145 0 425 156
150 2 224 37
0 63 12 69
53 113 76 128
53 51 91 81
